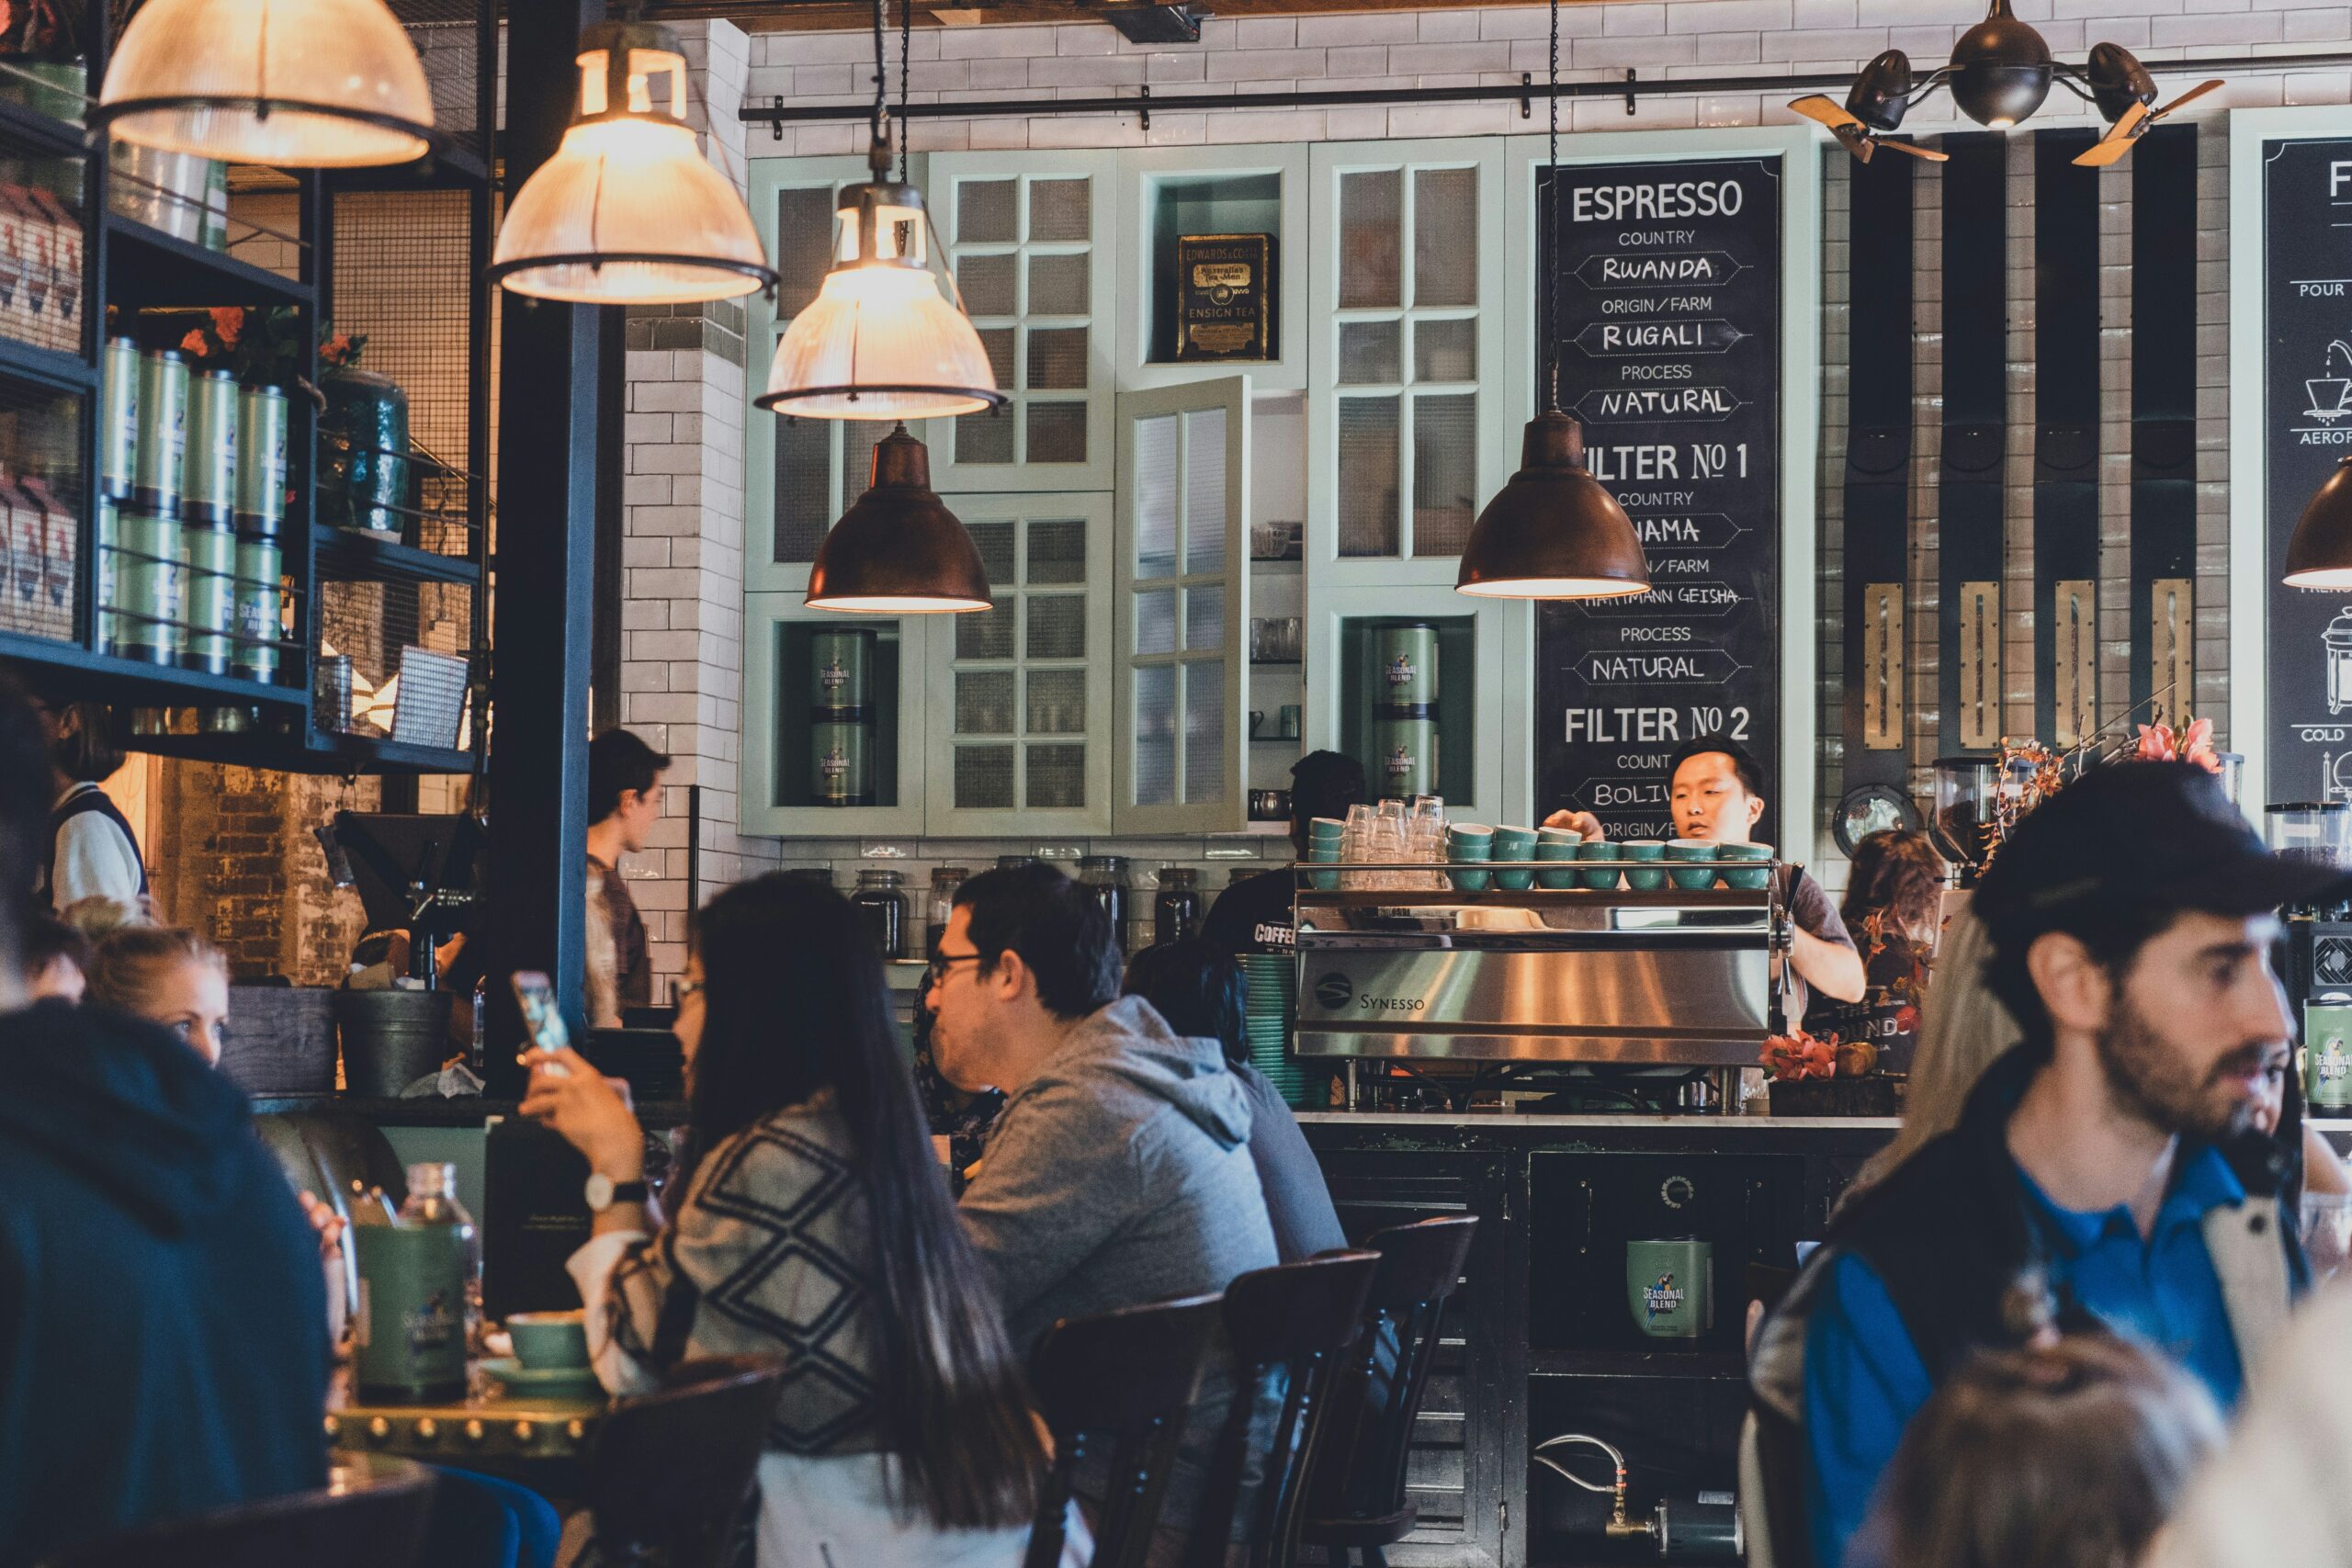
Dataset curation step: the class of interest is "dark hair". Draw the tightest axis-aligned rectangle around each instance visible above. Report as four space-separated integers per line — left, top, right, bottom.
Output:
1984 897 2185 1050
1842 829 1947 941
1289 750 1367 852
1873 1334 2221 1568
48 698 125 786
952 863 1120 1021
681 874 1043 1529
1667 735 1765 799
1122 939 1245 1065
23 909 90 978
587 728 671 826
0 675 51 969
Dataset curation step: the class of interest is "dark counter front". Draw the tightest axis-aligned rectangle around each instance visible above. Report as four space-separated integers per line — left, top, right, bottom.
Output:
1301 1114 1894 1568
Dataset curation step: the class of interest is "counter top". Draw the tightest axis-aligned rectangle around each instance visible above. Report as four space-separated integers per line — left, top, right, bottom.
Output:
1298 1110 1896 1129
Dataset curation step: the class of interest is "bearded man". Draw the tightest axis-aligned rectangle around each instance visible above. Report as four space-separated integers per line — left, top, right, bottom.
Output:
1747 761 2336 1568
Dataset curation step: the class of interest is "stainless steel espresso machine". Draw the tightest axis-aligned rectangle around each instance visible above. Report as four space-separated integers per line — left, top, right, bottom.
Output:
1289 856 1790 1112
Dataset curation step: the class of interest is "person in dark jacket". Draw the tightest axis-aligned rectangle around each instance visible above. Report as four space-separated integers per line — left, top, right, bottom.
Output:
1123 938 1346 1262
0 676 328 1568
1202 750 1364 959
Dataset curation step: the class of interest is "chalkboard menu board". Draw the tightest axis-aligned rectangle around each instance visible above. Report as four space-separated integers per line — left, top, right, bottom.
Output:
2263 136 2352 807
1533 156 1784 841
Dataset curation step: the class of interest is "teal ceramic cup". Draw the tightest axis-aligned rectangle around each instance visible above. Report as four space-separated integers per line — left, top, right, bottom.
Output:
1576 838 1620 891
1720 841 1772 890
1535 838 1580 889
1626 1238 1713 1339
506 1309 590 1371
1491 826 1538 890
1621 839 1668 890
1666 839 1719 891
1306 836 1342 891
1308 817 1347 842
1446 825 1493 892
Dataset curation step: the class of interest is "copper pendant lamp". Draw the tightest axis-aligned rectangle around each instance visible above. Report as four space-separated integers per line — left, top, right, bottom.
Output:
2286 456 2352 591
806 424 993 614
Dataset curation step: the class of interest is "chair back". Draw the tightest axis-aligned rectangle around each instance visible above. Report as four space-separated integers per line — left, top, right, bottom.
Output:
1024 1294 1226 1568
1301 1215 1479 1539
1190 1252 1381 1568
40 1452 435 1568
1740 1402 1816 1568
585 1354 789 1568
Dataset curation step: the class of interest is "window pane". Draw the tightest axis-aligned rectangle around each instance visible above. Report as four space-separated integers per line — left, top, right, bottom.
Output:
1183 660 1225 804
1412 394 1480 557
1027 326 1089 391
1026 401 1087 464
955 744 1015 810
1185 585 1224 651
841 419 886 497
1027 744 1086 810
977 327 1016 389
1337 395 1401 557
1339 321 1400 385
1028 252 1090 316
1135 413 1178 578
1135 664 1176 807
956 602 1014 660
1027 669 1086 735
1136 588 1177 656
1029 178 1091 243
1414 318 1477 384
956 671 1015 735
967 520 1016 585
1414 167 1477 308
775 186 837 318
772 411 828 565
957 252 1016 318
1028 519 1086 585
1340 169 1402 309
956 412 1013 466
1026 594 1086 660
957 179 1016 244
1184 407 1227 577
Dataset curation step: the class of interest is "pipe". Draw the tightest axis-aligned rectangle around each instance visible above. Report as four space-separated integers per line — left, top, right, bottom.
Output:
741 48 2352 126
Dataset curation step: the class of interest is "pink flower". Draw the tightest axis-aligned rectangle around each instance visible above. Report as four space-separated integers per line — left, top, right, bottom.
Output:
179 329 208 357
2136 717 2222 773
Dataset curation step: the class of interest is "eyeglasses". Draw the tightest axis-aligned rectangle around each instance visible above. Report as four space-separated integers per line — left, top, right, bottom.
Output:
674 976 706 1003
926 952 984 987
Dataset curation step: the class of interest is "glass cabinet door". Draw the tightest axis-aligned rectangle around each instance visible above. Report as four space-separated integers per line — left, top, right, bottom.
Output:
922 492 1114 835
1307 141 1508 585
741 592 930 838
745 156 893 595
924 152 1118 493
1114 375 1251 835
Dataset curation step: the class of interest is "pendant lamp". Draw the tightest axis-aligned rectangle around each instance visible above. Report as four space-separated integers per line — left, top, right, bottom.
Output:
759 0 1003 421
2286 457 2352 590
807 424 993 614
1454 0 1651 602
489 18 776 306
94 0 434 168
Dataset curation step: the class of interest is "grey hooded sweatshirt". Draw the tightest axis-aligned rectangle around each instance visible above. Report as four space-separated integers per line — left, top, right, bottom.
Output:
960 994 1278 1355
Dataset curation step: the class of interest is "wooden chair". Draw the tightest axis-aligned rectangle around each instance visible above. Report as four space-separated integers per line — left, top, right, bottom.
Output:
1024 1294 1227 1568
1296 1216 1479 1568
1189 1252 1382 1568
40 1451 435 1568
582 1354 790 1568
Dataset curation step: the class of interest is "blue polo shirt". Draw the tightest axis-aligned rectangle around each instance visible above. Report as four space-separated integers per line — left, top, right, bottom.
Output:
1801 1145 2247 1568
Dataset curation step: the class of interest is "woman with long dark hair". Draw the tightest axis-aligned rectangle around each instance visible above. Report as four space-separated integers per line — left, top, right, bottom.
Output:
522 874 1049 1568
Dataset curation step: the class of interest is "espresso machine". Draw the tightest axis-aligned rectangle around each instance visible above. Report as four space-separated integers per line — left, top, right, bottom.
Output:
2264 802 2352 1024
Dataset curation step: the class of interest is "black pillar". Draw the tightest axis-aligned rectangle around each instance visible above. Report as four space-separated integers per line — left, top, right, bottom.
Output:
482 0 606 1092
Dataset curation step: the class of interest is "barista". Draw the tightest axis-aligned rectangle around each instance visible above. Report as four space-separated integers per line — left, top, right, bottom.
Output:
1545 736 1865 1016
1203 750 1366 957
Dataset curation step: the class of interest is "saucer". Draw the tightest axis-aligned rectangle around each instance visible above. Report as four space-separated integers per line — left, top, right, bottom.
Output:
479 1357 602 1393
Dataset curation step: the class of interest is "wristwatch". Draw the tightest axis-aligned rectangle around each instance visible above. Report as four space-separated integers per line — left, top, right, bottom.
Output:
584 1172 650 1213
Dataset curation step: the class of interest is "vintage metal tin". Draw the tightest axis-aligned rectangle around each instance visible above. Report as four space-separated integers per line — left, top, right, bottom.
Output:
809 627 874 714
1372 623 1439 709
117 505 181 666
181 367 238 520
99 336 138 502
179 516 234 673
1368 714 1438 801
29 479 71 639
236 384 288 524
2309 1000 2352 1112
95 494 119 653
809 718 873 807
232 523 282 684
133 347 187 515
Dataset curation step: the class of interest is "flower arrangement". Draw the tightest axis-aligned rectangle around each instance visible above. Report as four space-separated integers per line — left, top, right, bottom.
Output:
173 307 366 390
1760 1028 1881 1081
2134 716 2222 773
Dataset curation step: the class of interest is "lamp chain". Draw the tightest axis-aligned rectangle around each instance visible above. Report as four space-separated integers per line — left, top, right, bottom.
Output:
900 0 914 181
1547 0 1562 413
869 0 888 167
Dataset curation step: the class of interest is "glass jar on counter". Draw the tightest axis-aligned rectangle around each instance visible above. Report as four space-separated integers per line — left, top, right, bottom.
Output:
852 868 908 960
1154 866 1201 946
1078 854 1131 954
926 865 968 958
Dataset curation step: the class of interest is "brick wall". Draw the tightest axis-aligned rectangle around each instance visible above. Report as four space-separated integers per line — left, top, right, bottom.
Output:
148 765 379 984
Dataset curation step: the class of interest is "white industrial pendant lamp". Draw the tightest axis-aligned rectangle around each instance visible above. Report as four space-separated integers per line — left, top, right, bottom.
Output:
489 16 776 306
95 0 435 168
758 0 1003 421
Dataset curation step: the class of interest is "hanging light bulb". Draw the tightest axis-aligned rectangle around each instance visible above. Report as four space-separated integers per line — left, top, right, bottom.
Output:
489 18 776 306
759 0 1003 421
94 0 434 167
1455 0 1651 602
807 423 994 614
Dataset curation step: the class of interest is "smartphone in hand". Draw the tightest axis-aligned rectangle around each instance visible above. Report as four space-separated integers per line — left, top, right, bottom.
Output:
512 971 571 1076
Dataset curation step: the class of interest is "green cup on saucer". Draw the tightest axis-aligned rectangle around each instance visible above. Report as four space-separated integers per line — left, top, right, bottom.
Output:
1491 825 1538 890
1666 839 1719 890
1720 841 1772 890
1576 838 1620 891
1306 835 1342 890
1618 839 1667 890
1446 824 1493 893
1535 837 1580 889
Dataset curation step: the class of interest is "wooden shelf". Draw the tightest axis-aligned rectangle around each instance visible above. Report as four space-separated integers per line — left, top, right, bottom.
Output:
317 733 478 775
313 524 483 588
103 211 315 310
130 724 478 777
0 94 86 160
0 630 310 707
0 331 97 391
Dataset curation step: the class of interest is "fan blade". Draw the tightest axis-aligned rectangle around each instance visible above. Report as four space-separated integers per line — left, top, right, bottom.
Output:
1879 139 1949 163
2149 79 2224 121
1790 93 1864 131
2072 101 2148 167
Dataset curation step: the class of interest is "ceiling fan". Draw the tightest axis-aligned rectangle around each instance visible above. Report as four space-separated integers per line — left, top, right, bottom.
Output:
1789 0 2222 167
